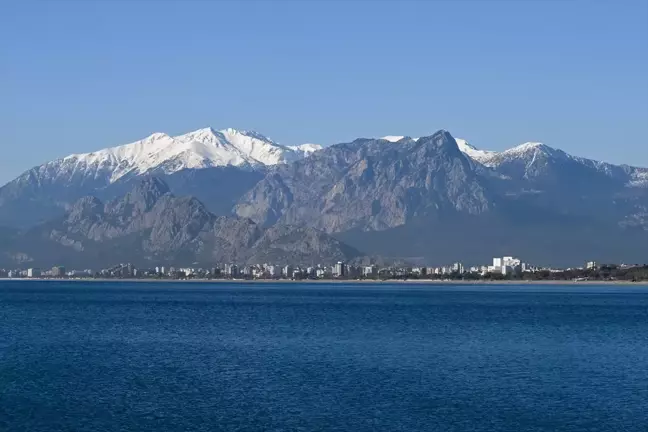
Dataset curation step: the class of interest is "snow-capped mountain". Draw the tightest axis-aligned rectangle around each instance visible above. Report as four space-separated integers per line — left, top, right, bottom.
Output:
288 143 324 158
380 134 646 186
1 126 646 237
58 127 320 184
236 130 648 265
0 127 322 227
379 135 497 164
1 127 646 265
461 140 648 188
453 139 497 164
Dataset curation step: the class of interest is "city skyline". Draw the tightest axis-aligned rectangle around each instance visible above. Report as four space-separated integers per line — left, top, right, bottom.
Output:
4 255 646 283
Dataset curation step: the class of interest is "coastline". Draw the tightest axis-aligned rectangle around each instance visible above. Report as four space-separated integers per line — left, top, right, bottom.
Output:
2 278 647 286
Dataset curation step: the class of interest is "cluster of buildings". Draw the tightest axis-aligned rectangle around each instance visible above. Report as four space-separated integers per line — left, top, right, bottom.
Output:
402 257 534 278
0 265 88 279
1 256 613 281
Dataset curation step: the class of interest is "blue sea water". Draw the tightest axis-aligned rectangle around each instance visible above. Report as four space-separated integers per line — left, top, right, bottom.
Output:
1 281 647 432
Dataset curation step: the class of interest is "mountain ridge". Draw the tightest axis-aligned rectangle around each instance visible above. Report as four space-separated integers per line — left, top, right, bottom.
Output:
0 127 646 266
0 177 361 268
0 127 322 227
234 130 647 266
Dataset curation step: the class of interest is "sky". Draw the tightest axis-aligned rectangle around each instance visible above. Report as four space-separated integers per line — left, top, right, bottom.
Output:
1 0 647 184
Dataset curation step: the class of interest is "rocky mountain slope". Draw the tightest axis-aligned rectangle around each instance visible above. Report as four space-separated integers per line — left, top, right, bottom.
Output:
0 178 359 268
379 134 648 231
236 131 492 232
235 131 648 266
1 126 646 267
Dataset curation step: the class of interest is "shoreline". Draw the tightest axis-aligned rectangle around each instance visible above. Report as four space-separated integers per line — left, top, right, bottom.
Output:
2 278 647 286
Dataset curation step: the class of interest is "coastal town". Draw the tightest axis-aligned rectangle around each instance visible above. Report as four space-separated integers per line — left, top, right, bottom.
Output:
2 256 647 282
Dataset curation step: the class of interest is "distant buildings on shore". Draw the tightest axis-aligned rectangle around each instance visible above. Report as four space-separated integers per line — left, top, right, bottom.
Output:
2 257 643 281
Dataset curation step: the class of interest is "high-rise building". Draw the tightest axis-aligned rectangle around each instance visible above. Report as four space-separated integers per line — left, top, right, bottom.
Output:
333 261 346 278
282 265 293 278
51 266 66 277
27 268 40 278
224 264 239 278
452 263 464 274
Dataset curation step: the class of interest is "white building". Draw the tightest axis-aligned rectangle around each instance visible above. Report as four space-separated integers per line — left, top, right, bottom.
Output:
452 263 464 274
491 256 523 274
363 265 377 277
333 262 346 278
27 268 40 278
224 264 239 277
503 256 521 267
282 265 293 278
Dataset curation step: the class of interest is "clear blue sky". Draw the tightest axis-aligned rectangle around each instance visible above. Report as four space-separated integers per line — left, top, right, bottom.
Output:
2 0 647 184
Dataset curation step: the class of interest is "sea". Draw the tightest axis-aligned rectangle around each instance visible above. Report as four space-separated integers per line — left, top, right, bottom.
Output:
1 281 647 432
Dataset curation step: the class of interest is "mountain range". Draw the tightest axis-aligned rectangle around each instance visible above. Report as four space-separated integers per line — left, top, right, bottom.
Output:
1 126 646 268
0 177 359 268
0 128 322 227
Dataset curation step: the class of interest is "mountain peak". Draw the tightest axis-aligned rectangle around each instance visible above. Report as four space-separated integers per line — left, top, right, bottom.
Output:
129 176 171 205
381 130 454 145
454 138 498 164
179 127 221 142
107 176 171 217
288 143 324 156
146 132 171 141
39 127 322 186
222 128 275 143
418 130 459 151
506 142 550 153
501 142 567 161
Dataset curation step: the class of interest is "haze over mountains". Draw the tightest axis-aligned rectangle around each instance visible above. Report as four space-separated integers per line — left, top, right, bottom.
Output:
0 127 646 268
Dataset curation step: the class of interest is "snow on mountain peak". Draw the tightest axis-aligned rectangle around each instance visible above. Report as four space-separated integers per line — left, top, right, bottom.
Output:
377 133 563 167
288 143 324 157
454 138 497 163
505 142 548 154
493 142 570 164
58 127 320 183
